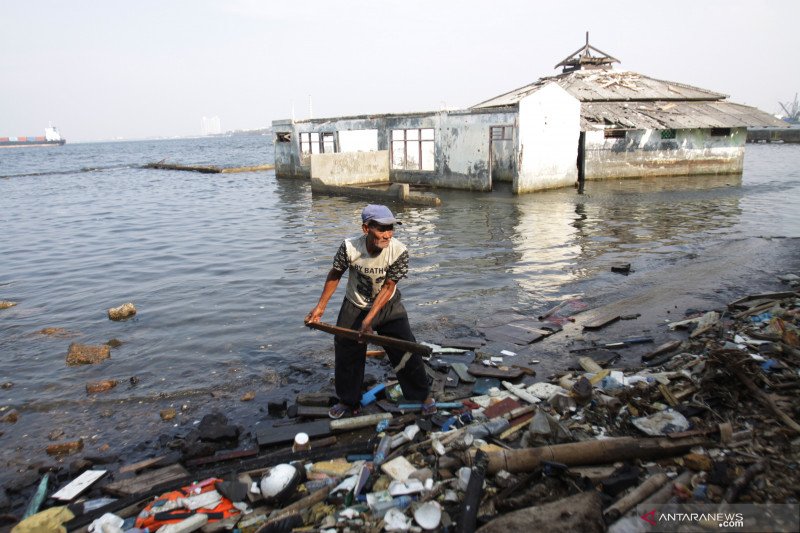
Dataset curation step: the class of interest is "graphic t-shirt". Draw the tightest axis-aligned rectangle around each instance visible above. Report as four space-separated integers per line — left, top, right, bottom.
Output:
332 235 409 309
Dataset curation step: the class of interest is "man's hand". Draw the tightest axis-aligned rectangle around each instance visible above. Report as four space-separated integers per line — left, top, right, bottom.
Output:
358 320 373 342
305 305 325 325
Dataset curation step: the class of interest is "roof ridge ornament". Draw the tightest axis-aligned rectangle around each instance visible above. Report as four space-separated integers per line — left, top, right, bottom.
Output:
555 32 620 73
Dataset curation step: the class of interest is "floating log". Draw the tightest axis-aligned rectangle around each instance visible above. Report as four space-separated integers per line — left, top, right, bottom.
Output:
305 321 432 356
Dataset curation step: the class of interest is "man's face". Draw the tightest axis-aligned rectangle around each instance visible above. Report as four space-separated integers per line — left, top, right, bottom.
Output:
363 222 394 250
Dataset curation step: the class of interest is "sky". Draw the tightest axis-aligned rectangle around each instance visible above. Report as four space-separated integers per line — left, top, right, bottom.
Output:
1 0 798 142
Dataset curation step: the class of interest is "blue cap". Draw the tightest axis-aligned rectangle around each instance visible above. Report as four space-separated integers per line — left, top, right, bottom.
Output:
361 204 402 225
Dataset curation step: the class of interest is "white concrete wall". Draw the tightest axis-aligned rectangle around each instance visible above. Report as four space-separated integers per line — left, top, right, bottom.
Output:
584 127 746 179
310 150 390 186
515 83 581 193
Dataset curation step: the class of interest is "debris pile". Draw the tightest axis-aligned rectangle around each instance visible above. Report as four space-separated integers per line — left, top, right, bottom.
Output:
4 288 799 532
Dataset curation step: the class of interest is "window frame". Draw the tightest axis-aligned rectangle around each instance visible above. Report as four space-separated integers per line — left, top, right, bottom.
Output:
391 128 435 172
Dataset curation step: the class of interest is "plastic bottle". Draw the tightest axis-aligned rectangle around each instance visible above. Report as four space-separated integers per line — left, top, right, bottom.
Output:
372 434 392 467
370 495 413 518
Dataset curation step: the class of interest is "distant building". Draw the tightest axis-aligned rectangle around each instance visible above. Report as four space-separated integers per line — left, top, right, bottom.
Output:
201 116 222 136
273 39 784 193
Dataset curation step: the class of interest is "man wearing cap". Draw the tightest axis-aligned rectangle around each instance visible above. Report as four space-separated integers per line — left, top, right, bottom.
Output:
305 204 435 419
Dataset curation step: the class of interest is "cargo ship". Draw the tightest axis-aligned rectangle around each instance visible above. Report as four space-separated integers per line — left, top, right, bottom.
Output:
0 126 66 148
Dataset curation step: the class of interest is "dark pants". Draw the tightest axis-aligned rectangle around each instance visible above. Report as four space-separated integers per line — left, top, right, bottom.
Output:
334 294 430 408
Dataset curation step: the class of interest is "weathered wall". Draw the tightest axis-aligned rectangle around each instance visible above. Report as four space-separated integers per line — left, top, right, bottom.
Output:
515 83 581 193
391 111 514 191
272 110 517 191
310 150 390 185
584 127 746 179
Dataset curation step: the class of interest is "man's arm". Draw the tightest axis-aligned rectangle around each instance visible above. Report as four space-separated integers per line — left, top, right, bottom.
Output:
305 268 344 324
358 278 396 338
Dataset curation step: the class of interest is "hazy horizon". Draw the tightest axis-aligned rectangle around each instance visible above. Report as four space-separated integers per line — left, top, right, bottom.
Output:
2 0 798 142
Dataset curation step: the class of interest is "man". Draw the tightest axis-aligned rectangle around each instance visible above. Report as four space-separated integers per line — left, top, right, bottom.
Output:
305 204 436 419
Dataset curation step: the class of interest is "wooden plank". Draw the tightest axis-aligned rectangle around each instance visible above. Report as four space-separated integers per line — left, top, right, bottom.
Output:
103 464 189 497
256 419 331 447
467 364 524 380
451 362 476 383
296 393 333 407
185 447 259 467
729 291 797 309
296 405 331 418
52 470 106 501
480 324 543 345
582 314 620 330
433 337 486 350
119 455 168 474
641 340 682 362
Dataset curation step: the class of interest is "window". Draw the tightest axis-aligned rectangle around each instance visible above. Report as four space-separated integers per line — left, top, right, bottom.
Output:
391 128 434 171
299 132 336 155
604 129 626 139
322 132 335 153
276 132 291 143
491 126 513 140
660 129 676 140
338 129 378 153
710 128 731 137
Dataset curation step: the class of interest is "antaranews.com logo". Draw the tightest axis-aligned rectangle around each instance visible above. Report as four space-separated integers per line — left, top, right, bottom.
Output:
634 504 799 532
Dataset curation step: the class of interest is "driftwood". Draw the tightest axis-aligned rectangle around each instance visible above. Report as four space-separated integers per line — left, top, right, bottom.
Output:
720 351 800 434
724 460 766 503
465 435 708 475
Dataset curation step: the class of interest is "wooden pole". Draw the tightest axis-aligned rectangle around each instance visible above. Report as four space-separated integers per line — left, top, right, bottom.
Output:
305 321 432 356
466 436 708 475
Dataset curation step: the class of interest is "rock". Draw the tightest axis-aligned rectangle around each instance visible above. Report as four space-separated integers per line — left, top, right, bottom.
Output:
160 408 177 421
69 459 93 474
48 429 65 441
1 382 12 389
197 413 239 442
1 409 19 424
683 452 713 472
37 327 73 337
46 439 84 456
0 301 17 310
240 391 256 402
476 491 604 533
86 379 117 394
107 302 136 321
66 343 110 366
4 470 39 493
129 376 140 386
106 338 123 348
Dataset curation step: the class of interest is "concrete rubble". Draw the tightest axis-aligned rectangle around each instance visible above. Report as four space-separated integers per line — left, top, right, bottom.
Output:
3 286 799 532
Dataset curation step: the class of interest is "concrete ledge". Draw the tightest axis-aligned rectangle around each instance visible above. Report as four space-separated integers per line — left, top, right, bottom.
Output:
310 179 441 207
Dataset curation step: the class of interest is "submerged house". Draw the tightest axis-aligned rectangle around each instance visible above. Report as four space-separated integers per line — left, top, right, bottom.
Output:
273 39 784 194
